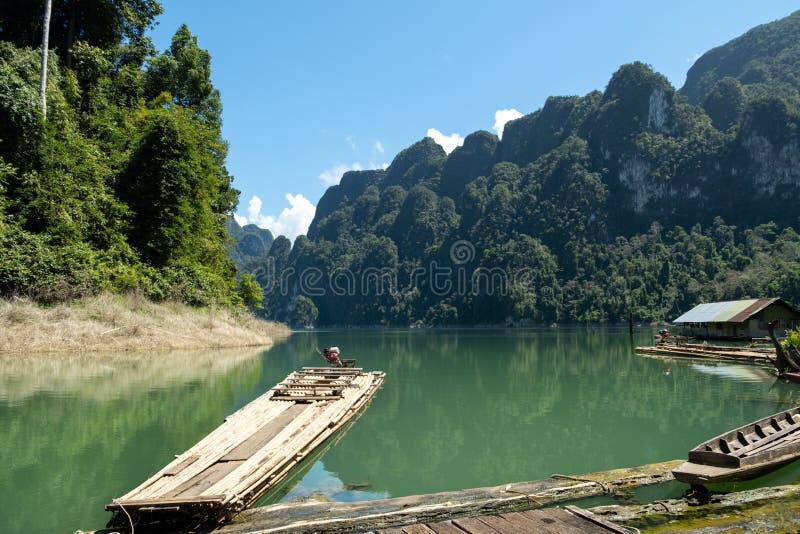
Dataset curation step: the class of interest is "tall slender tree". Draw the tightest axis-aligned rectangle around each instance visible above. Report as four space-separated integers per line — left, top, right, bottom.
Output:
39 0 52 119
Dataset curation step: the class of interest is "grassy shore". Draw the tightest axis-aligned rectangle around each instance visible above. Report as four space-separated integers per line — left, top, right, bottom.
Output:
0 293 291 353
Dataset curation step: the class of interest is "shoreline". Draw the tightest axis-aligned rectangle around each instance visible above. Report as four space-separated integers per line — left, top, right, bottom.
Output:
0 293 291 354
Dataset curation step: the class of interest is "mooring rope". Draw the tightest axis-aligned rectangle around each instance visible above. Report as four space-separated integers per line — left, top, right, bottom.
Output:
551 474 612 494
111 499 135 534
503 486 543 506
651 500 672 513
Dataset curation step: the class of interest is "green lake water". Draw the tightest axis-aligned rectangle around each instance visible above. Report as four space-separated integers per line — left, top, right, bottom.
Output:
3 328 800 533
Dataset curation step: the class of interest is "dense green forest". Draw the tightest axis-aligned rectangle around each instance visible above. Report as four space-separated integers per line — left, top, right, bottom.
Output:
240 11 800 327
0 1 245 305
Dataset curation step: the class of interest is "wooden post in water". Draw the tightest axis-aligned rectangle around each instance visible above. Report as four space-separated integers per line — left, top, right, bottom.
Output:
629 311 633 336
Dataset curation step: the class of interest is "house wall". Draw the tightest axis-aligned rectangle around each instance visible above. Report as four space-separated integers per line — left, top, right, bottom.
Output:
749 304 800 338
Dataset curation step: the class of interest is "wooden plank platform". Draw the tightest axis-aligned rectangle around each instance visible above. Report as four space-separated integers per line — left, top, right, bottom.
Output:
215 460 680 533
635 343 775 364
105 367 385 529
372 506 630 534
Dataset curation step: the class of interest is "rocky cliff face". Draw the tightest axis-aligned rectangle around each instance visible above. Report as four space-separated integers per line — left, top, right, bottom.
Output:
743 134 800 197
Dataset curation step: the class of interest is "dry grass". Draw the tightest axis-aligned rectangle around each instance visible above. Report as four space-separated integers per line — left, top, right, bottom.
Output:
0 293 291 353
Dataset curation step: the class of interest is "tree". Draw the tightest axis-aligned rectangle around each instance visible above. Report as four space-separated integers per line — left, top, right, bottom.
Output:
39 0 52 119
117 106 235 271
144 24 221 125
237 273 263 311
0 0 163 67
291 295 318 328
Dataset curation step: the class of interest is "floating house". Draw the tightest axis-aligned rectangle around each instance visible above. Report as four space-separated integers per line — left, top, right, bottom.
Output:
673 298 800 340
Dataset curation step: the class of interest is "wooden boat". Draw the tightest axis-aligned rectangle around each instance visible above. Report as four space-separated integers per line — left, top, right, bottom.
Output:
672 406 800 485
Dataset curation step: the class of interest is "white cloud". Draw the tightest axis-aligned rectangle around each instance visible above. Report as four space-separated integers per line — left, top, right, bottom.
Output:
687 52 702 64
246 196 262 222
232 213 247 226
368 160 390 171
346 135 357 151
319 162 364 186
375 141 385 154
319 160 389 186
244 194 316 242
493 108 524 139
426 128 464 154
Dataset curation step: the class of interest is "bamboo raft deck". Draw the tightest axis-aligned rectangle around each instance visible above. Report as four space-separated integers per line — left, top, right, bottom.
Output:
106 367 385 529
635 342 775 364
373 506 629 534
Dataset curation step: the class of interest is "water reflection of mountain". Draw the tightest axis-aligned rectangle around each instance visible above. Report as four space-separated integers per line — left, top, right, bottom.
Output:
0 348 267 533
290 329 796 499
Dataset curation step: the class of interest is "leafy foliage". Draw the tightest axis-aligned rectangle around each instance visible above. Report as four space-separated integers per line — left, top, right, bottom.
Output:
788 327 800 348
236 273 263 311
0 6 241 307
0 0 162 67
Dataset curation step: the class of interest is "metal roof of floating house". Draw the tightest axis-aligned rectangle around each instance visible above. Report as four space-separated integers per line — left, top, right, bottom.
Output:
673 298 799 324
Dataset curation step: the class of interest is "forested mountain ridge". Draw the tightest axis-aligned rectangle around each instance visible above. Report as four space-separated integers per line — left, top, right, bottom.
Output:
226 218 274 274
0 1 247 306
681 10 800 107
250 10 800 327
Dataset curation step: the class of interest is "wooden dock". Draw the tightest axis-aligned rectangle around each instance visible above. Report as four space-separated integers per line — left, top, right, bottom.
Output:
105 367 385 529
216 460 680 533
372 506 629 533
635 343 775 365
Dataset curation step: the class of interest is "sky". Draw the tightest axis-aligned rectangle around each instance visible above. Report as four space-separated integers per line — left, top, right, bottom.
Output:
149 1 797 241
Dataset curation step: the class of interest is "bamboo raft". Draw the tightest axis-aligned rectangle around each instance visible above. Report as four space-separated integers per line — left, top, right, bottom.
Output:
106 367 385 529
635 343 775 364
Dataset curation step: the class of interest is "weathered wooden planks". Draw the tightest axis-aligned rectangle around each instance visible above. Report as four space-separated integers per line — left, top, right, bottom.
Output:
105 367 385 529
217 460 680 533
372 506 629 534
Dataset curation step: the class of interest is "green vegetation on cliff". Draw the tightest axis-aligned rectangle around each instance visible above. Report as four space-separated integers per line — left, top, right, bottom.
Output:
0 2 243 305
240 11 800 327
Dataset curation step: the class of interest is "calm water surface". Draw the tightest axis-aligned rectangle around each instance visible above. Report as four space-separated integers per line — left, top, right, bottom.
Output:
2 328 800 533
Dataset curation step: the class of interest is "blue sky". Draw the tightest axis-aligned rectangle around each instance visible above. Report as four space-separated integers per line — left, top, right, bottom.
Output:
150 1 796 240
